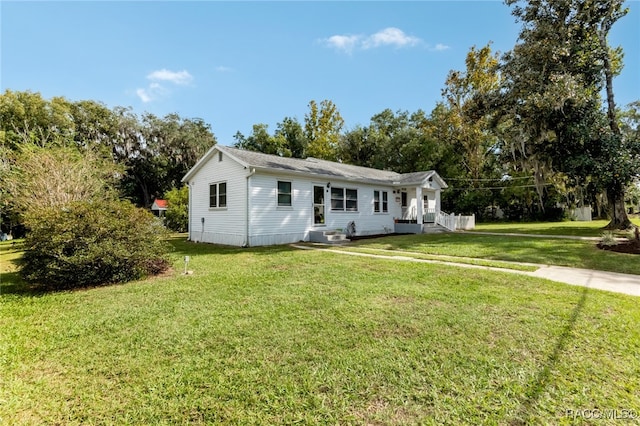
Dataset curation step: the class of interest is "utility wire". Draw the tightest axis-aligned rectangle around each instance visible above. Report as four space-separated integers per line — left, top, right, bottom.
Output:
446 183 555 191
443 176 534 181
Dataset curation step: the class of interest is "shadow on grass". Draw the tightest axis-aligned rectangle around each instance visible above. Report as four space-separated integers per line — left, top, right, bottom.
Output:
510 286 589 425
166 235 299 257
0 271 38 296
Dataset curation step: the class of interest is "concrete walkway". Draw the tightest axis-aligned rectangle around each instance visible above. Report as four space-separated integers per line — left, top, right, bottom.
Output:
292 244 640 297
529 265 640 296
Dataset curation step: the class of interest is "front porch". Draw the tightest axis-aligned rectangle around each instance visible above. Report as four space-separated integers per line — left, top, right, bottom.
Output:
394 221 448 234
394 209 476 233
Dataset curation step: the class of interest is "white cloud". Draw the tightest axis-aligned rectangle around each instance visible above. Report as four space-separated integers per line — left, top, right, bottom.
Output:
363 27 421 49
136 88 153 103
323 34 361 53
147 69 193 85
322 27 430 53
215 66 233 72
432 43 450 51
135 68 192 103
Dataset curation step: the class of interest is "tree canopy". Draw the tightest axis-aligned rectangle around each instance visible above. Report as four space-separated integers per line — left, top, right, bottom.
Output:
3 0 638 231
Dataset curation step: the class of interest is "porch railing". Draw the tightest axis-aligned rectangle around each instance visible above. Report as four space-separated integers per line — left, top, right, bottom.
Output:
435 210 457 232
423 208 436 223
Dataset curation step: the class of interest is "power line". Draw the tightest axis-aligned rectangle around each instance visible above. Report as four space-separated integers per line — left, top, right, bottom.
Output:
446 183 554 191
444 176 534 182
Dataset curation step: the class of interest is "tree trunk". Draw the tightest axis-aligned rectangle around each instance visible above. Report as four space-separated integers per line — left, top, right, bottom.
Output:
599 33 620 137
604 186 632 229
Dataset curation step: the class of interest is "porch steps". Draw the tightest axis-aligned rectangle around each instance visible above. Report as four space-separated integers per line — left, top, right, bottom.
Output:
308 229 349 244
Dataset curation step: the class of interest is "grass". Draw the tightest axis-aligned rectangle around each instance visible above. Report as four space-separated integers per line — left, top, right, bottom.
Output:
347 232 640 275
324 245 538 272
1 235 639 425
473 217 640 237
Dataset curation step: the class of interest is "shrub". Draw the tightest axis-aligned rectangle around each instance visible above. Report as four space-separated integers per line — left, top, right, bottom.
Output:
164 185 189 232
21 200 170 289
599 231 618 247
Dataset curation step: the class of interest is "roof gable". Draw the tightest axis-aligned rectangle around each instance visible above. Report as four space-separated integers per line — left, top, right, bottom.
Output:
151 199 168 210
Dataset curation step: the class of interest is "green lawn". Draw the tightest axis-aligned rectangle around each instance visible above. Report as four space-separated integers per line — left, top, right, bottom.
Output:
348 232 640 275
1 236 638 425
473 217 640 237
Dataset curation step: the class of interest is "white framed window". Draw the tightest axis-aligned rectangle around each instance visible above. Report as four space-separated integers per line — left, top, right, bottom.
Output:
331 187 358 212
374 190 389 213
277 181 292 207
209 182 227 208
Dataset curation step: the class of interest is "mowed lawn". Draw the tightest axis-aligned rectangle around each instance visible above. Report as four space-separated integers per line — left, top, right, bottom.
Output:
1 236 639 425
348 223 640 275
473 218 640 237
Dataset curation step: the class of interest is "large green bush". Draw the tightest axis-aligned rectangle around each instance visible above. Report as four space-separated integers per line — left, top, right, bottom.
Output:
164 185 189 232
21 200 170 289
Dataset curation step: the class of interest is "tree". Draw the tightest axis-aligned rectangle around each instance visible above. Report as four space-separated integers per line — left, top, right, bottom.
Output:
498 0 635 229
434 44 506 216
0 90 75 149
234 123 284 156
304 99 344 160
2 143 120 216
442 44 501 181
68 99 119 150
274 117 306 158
337 125 379 168
111 111 216 207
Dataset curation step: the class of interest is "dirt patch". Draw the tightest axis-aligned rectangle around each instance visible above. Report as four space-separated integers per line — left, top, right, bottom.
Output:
597 241 640 255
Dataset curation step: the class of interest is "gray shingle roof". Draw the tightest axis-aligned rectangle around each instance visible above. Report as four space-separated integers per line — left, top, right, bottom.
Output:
222 146 400 183
185 145 446 188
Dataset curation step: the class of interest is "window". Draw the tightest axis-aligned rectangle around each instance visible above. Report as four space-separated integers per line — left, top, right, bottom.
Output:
209 182 227 208
277 181 292 207
331 187 358 212
374 190 389 213
218 151 223 162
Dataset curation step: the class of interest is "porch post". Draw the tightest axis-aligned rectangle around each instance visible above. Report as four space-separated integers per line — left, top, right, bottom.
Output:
435 189 441 213
416 186 423 225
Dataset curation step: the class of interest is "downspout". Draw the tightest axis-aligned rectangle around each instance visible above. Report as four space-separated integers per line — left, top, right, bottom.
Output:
188 181 193 241
244 167 256 247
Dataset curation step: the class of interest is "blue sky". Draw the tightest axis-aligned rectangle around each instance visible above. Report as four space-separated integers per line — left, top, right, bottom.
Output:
2 1 638 144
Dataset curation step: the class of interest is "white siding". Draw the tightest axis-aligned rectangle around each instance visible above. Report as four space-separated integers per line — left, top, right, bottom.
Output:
324 182 398 236
248 174 400 244
186 152 248 246
248 174 311 246
186 155 445 246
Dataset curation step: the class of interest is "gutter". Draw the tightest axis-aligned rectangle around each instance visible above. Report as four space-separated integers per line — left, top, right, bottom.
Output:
244 167 256 247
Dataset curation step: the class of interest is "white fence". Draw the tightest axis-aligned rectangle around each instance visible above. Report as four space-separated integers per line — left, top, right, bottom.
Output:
435 211 475 231
456 214 476 230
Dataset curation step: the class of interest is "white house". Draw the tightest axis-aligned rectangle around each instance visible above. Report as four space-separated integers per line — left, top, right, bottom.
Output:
182 145 451 247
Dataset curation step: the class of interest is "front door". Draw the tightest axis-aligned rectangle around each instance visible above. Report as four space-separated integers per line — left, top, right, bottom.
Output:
313 185 325 225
